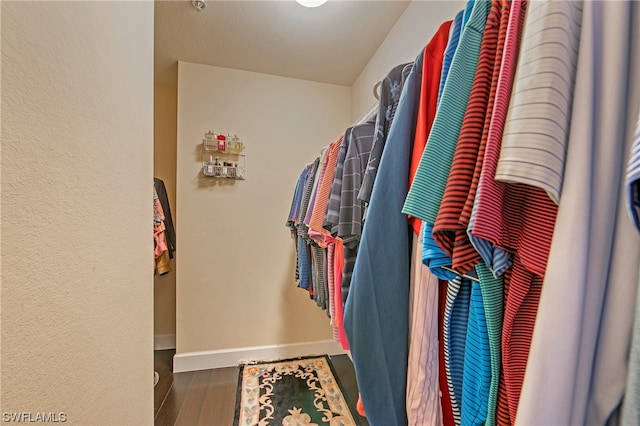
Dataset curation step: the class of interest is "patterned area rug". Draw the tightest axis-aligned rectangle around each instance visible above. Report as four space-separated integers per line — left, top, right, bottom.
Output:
233 355 362 426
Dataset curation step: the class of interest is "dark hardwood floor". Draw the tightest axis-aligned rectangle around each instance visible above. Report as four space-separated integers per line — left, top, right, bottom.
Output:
154 350 368 426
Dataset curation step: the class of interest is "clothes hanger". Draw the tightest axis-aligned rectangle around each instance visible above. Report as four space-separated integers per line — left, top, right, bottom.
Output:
440 266 480 283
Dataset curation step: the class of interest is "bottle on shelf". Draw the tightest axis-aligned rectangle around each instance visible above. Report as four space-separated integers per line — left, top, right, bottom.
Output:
217 134 226 152
204 131 217 151
206 155 214 175
230 134 243 154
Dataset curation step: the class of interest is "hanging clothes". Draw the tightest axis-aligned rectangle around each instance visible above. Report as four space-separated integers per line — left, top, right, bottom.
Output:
406 231 443 426
154 178 175 259
308 139 341 246
464 2 528 424
516 2 640 424
404 19 452 426
627 112 640 231
287 164 313 290
433 4 514 422
324 120 375 303
358 63 412 205
623 112 640 425
283 1 640 424
153 186 170 274
405 2 492 423
308 137 346 346
404 0 492 282
343 51 423 426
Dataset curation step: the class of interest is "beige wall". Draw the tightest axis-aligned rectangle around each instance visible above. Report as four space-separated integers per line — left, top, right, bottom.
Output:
1 2 154 424
176 62 351 354
154 84 178 339
351 0 466 120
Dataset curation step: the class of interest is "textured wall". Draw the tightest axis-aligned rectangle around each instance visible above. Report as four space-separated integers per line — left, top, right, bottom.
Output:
351 0 466 121
154 84 178 339
1 2 154 423
176 62 351 354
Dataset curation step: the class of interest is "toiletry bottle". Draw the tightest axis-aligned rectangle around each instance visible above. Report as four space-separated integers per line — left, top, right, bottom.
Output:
214 157 221 176
206 155 214 175
217 134 226 152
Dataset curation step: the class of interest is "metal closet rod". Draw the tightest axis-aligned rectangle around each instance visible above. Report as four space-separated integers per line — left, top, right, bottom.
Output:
440 266 480 283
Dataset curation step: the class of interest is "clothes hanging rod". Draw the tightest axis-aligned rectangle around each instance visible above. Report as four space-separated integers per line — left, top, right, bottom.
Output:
440 266 480 283
355 102 377 126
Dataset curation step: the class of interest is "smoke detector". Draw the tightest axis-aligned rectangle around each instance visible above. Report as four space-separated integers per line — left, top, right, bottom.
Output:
192 0 206 12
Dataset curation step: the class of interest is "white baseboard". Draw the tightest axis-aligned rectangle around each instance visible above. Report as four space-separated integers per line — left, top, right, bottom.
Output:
154 334 176 350
173 340 347 373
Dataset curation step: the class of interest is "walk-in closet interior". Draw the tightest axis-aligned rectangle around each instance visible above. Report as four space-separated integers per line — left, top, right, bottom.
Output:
3 0 640 424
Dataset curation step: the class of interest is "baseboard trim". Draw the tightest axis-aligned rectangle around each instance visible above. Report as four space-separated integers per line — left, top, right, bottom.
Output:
154 334 176 350
173 340 347 373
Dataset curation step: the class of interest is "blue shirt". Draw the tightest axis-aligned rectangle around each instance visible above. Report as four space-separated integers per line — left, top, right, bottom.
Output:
343 51 423 426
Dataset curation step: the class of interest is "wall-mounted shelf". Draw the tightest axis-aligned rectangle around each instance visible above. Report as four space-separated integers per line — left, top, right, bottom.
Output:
201 132 246 180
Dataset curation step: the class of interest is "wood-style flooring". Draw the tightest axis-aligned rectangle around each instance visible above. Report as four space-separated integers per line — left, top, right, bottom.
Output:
154 349 369 426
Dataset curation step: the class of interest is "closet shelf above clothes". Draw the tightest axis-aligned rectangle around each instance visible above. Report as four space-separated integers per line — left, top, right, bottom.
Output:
201 131 246 180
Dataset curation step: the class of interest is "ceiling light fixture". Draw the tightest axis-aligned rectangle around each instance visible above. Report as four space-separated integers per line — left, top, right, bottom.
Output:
192 0 206 12
295 0 328 8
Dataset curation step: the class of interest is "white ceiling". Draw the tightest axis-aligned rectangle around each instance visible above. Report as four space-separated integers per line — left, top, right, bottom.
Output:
155 0 410 86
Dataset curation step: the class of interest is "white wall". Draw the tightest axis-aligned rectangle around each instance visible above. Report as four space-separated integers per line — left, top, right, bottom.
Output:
1 2 154 424
351 0 466 121
176 62 351 355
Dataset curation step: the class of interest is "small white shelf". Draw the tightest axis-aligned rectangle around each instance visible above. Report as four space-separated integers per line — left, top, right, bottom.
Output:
201 164 245 179
201 132 246 180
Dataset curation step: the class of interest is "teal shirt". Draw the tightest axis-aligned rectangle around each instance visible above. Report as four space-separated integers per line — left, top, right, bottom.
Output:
402 0 491 223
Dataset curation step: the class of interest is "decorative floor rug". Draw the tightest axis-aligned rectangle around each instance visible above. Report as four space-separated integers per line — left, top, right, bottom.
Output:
233 355 362 426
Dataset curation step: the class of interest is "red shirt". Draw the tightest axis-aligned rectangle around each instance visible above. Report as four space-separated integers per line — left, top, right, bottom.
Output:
407 20 452 236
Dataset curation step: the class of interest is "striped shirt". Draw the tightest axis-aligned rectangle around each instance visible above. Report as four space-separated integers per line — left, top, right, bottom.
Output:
308 137 343 245
408 20 452 236
337 122 375 246
311 245 326 309
438 10 465 106
287 165 310 230
456 5 528 425
289 165 312 287
518 2 639 424
438 279 456 426
434 3 512 425
443 275 470 425
326 121 376 302
497 264 543 425
333 238 349 350
403 0 492 224
494 0 582 204
461 269 492 426
432 0 510 276
471 2 582 423
327 243 340 342
303 146 329 226
467 0 527 279
476 262 504 426
404 0 492 286
298 157 320 241
627 111 640 230
325 132 351 234
359 63 412 204
286 165 310 282
406 232 442 426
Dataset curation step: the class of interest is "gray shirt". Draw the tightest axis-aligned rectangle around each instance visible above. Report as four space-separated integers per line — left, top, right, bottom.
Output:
358 62 412 203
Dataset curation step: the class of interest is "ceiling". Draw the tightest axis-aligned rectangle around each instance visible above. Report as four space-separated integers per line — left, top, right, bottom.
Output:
154 0 410 86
